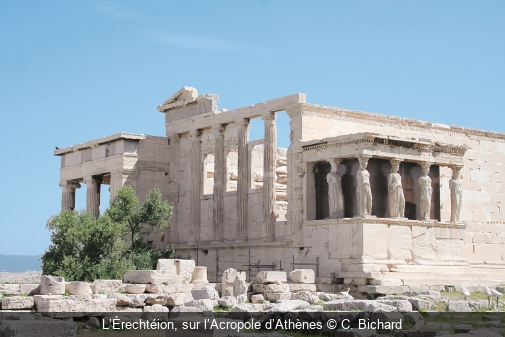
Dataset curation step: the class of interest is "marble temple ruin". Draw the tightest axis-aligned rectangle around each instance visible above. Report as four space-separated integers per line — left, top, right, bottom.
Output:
54 87 505 288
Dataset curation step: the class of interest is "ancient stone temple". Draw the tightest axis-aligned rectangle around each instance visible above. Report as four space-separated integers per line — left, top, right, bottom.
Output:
55 87 505 288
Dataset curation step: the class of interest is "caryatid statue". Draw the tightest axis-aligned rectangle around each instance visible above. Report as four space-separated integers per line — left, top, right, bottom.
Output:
326 159 344 218
356 156 372 217
419 163 433 221
450 166 463 222
388 160 405 218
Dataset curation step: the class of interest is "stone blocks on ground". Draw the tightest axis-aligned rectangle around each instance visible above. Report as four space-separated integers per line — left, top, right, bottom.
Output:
408 298 436 310
91 280 122 294
166 293 186 306
37 298 116 316
218 296 237 307
19 284 40 295
266 292 292 301
65 281 92 295
251 294 264 304
191 266 209 284
191 286 219 300
289 269 315 283
0 284 20 295
156 259 195 284
252 283 290 294
1 296 34 310
40 275 65 295
123 270 174 284
289 283 317 293
125 284 146 294
185 299 214 312
256 271 287 284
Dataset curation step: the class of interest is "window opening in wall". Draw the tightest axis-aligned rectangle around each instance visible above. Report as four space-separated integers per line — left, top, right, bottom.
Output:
226 149 238 191
203 153 215 194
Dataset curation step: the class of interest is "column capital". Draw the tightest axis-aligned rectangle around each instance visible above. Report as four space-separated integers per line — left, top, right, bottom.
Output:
420 161 433 171
451 165 462 178
210 124 226 136
59 181 81 189
357 154 371 167
167 133 180 144
83 176 94 184
261 111 276 122
330 158 342 172
389 158 403 165
236 118 250 128
187 129 201 139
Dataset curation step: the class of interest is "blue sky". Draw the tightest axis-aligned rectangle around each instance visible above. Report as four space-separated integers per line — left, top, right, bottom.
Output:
0 1 504 255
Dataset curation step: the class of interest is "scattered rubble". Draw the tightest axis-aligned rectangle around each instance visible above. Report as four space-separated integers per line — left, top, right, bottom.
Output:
1 261 505 336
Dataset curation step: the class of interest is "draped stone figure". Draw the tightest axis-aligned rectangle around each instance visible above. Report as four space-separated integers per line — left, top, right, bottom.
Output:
419 165 432 221
388 161 405 218
327 160 344 218
450 166 463 222
356 156 372 216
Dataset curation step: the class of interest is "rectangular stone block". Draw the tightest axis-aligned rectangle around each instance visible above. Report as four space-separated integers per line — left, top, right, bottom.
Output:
256 271 287 284
289 269 315 283
19 284 40 295
1 296 34 310
91 280 122 294
156 259 195 284
252 283 290 294
0 284 20 295
37 298 116 317
33 295 66 307
265 292 292 301
288 283 317 292
123 270 174 284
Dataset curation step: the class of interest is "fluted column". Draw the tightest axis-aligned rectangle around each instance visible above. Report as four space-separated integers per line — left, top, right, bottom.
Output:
237 118 249 239
59 181 81 210
188 130 202 242
84 176 102 218
212 125 226 241
262 112 277 238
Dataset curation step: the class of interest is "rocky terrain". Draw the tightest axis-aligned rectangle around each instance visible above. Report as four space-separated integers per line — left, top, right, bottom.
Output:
1 260 504 336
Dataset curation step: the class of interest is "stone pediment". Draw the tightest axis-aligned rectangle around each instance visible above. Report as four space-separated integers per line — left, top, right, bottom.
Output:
157 86 219 122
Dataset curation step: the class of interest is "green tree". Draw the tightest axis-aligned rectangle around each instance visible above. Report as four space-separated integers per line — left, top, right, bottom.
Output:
106 186 172 249
41 186 175 281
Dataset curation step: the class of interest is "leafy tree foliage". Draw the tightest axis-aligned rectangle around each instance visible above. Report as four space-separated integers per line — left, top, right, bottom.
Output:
41 186 175 281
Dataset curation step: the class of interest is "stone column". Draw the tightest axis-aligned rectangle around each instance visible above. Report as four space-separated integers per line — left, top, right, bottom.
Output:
212 125 226 241
262 112 277 238
419 162 433 221
237 118 249 239
388 159 405 218
188 130 202 242
167 133 181 244
450 165 463 222
327 158 344 219
84 176 102 218
356 155 372 217
59 181 81 210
